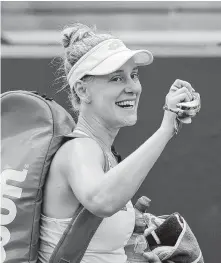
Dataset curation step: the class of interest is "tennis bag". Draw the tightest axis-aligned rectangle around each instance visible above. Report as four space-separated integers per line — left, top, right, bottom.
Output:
1 90 103 263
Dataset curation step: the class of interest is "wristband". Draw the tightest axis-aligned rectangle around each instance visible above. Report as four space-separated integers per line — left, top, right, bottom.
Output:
163 104 182 135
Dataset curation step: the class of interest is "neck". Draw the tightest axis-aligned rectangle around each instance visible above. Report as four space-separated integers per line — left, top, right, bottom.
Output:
75 111 119 152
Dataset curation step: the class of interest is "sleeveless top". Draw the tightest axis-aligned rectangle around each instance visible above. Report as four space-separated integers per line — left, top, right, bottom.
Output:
38 131 135 263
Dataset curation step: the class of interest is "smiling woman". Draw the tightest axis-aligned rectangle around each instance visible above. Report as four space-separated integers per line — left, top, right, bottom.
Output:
38 23 201 263
74 60 142 128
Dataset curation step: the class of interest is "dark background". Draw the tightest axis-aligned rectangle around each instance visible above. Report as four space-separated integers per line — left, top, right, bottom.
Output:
1 56 221 262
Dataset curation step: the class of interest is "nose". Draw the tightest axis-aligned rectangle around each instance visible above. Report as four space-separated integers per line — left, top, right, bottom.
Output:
124 78 141 94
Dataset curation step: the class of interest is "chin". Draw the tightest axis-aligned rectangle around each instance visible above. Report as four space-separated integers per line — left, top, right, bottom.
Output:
118 115 138 127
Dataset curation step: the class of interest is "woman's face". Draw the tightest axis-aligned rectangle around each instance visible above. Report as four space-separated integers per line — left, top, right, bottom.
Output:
85 58 142 128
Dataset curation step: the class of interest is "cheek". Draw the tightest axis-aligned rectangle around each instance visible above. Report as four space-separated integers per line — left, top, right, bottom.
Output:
97 90 118 107
136 84 142 102
91 93 115 113
137 82 142 93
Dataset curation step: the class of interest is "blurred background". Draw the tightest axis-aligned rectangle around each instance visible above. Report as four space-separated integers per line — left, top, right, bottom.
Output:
1 1 221 262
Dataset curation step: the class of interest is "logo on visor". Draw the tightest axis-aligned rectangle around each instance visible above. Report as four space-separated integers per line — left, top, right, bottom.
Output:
108 41 124 50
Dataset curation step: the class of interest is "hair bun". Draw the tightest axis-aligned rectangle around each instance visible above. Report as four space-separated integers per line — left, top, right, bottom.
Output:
61 23 95 48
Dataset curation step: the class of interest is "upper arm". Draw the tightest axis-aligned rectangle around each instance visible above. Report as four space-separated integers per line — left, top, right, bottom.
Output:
58 138 107 216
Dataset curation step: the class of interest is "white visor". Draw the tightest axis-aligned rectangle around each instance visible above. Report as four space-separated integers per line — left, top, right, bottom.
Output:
67 39 154 88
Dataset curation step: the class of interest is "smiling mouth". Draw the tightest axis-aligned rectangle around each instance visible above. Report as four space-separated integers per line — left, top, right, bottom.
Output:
115 100 135 109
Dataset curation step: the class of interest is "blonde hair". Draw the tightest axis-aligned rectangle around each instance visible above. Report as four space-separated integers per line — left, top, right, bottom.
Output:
59 23 114 112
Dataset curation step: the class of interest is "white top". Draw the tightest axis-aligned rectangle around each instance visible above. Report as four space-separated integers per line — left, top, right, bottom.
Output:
38 129 135 263
38 201 135 263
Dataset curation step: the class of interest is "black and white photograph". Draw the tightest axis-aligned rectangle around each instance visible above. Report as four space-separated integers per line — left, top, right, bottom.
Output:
1 1 221 263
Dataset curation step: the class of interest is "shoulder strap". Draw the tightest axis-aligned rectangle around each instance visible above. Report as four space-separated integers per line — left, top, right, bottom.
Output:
65 130 111 172
47 131 112 263
48 206 102 263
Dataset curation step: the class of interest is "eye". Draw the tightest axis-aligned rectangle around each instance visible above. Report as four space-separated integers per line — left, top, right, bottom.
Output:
110 76 123 82
131 72 139 81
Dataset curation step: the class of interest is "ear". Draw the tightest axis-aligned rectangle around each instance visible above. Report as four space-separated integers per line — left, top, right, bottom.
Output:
73 80 91 104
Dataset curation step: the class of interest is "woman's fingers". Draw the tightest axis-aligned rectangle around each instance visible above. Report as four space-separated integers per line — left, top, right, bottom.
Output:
172 79 195 93
177 92 201 110
169 85 179 93
172 87 193 101
143 251 162 263
174 93 191 103
164 79 200 125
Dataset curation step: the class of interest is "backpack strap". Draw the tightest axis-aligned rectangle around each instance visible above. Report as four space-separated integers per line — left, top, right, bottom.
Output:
65 130 111 172
48 205 102 263
48 131 114 263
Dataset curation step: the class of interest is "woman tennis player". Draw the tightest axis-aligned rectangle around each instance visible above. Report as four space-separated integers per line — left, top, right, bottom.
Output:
38 23 200 263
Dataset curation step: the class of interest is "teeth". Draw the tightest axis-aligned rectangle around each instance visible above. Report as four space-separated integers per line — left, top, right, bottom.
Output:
116 100 135 107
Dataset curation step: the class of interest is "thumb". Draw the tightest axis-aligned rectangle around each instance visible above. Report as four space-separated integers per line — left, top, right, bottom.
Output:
143 251 161 263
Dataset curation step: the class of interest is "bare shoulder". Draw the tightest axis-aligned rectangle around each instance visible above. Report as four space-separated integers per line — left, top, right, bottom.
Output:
55 137 105 175
51 137 107 212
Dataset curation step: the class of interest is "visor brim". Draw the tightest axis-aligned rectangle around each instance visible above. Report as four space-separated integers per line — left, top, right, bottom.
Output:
88 49 153 76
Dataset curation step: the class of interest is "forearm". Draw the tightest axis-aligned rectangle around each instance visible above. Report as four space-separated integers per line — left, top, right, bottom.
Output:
93 126 174 215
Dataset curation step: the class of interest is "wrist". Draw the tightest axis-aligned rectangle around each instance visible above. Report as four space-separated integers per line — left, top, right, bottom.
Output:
160 110 182 138
158 125 175 140
161 109 176 126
